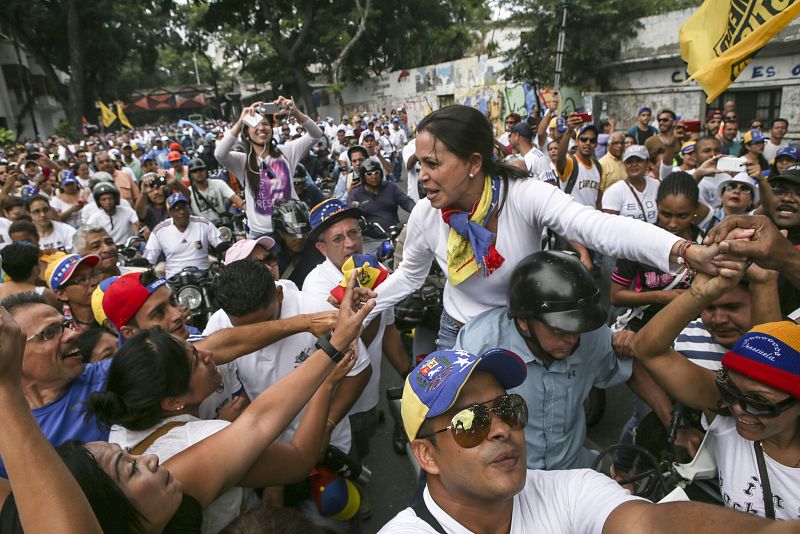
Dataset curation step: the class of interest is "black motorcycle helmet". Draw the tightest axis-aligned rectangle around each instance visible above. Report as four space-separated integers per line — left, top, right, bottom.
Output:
359 158 384 183
272 198 310 237
92 182 120 206
293 163 309 184
507 251 606 333
188 158 206 173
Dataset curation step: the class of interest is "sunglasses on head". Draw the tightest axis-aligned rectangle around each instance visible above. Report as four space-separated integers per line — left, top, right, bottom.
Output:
715 369 797 418
417 394 528 448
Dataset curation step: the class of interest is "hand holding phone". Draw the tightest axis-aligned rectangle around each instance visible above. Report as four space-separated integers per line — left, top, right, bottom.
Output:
717 156 746 173
243 111 265 129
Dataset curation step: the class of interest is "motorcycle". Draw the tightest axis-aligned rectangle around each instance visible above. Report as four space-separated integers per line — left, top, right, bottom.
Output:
360 220 405 270
214 211 247 243
118 236 150 268
166 266 217 331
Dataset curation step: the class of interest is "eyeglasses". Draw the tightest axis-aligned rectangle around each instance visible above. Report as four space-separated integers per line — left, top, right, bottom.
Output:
324 227 362 246
578 137 597 144
716 370 797 418
608 141 625 145
64 272 103 287
723 183 753 194
417 394 528 448
772 185 800 198
26 319 76 343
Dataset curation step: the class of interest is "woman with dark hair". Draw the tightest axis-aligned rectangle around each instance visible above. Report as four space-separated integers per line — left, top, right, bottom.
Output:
0 276 374 533
76 326 118 363
366 105 728 349
215 97 323 238
738 129 770 173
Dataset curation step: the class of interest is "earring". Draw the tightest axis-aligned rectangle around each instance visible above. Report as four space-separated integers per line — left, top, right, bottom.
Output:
469 173 474 178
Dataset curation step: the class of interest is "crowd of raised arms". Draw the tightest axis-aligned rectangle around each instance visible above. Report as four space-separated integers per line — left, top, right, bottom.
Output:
0 95 800 534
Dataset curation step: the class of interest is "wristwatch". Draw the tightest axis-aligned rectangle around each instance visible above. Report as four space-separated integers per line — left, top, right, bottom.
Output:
315 333 345 363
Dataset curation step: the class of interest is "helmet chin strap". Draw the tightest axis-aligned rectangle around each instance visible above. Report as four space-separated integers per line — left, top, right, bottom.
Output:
514 317 580 368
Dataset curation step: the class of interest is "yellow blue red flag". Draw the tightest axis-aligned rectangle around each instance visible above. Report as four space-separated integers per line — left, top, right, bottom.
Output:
330 254 388 304
680 0 800 102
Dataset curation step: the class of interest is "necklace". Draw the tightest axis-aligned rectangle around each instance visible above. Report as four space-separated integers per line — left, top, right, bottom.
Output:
759 440 800 468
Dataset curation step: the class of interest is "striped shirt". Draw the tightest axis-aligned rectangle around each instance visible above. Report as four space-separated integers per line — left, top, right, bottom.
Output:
673 318 726 371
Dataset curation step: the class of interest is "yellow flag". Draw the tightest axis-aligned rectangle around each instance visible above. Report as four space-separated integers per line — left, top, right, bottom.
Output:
116 102 133 129
97 101 117 128
680 0 800 103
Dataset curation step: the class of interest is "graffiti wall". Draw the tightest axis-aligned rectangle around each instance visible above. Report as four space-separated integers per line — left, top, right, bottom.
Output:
317 54 587 129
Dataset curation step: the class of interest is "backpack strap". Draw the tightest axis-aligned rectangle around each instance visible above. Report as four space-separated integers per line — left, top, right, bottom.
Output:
130 421 188 456
411 496 446 533
563 155 581 195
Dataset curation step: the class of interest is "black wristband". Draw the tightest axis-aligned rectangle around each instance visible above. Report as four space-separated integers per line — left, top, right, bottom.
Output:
315 333 345 363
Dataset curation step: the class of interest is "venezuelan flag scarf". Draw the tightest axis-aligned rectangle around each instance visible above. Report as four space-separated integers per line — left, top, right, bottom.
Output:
441 175 505 285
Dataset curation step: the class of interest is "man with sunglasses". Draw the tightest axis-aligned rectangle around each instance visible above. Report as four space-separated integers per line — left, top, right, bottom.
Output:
644 109 681 163
380 347 791 532
46 253 101 332
453 251 675 470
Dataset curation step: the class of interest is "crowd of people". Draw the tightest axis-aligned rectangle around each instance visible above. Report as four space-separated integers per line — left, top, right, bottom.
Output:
0 93 799 534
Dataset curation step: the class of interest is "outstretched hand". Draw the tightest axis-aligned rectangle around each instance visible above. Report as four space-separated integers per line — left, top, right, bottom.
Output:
329 275 376 351
706 215 793 274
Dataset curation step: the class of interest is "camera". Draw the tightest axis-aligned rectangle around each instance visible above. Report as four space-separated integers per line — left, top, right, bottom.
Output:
323 446 371 486
154 175 167 188
258 102 280 116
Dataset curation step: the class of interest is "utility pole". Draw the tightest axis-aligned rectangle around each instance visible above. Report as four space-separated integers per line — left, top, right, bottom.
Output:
193 53 201 85
553 2 568 93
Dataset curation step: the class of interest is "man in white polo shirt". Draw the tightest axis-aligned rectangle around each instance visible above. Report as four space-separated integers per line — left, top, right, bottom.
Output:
143 192 226 277
509 122 557 185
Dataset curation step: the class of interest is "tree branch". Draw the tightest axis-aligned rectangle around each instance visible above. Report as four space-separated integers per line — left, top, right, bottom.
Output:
332 0 371 85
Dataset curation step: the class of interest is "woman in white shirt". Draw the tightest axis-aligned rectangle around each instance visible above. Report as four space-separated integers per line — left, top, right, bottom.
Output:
368 105 726 349
214 97 323 238
631 266 800 520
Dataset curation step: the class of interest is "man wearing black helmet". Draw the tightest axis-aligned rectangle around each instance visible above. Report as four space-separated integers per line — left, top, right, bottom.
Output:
85 182 140 245
187 158 243 225
272 198 323 288
454 251 676 470
292 163 326 211
347 158 415 255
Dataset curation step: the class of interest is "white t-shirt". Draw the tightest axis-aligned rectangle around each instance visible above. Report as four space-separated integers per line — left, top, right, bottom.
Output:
403 139 420 201
708 415 800 519
109 414 254 534
559 156 601 208
49 196 82 228
764 139 789 163
202 281 364 453
39 221 77 253
601 177 660 223
389 127 408 151
378 469 643 533
144 216 224 277
80 197 133 225
0 217 11 249
188 180 236 224
86 205 139 245
369 178 680 325
302 257 392 414
523 147 557 184
197 359 244 421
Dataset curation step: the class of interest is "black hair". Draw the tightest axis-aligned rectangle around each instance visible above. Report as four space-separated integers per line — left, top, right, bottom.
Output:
212 259 276 318
220 505 339 534
694 135 721 153
0 291 48 315
417 105 528 183
658 109 676 120
3 196 25 213
737 142 770 170
240 119 283 200
24 194 50 211
0 242 40 281
85 328 192 431
8 219 37 239
656 171 700 207
770 118 789 128
77 327 114 364
55 441 146 532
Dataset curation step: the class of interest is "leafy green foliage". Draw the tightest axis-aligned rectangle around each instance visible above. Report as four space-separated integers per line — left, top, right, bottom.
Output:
503 0 701 89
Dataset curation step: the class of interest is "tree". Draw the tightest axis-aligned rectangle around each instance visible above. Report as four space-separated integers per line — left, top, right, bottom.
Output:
0 0 173 136
503 0 701 90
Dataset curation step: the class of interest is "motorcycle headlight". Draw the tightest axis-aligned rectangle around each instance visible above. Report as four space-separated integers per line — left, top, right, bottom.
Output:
178 286 203 311
217 225 232 242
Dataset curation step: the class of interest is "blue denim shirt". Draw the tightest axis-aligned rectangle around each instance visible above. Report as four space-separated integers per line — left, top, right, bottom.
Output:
454 307 632 470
